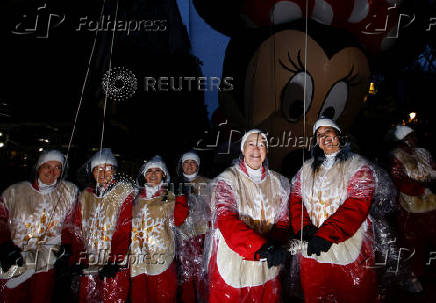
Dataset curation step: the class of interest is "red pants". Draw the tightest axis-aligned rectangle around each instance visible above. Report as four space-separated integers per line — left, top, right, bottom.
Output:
79 268 129 303
208 254 281 303
130 261 178 303
0 269 55 303
178 235 206 303
299 247 378 303
397 208 436 277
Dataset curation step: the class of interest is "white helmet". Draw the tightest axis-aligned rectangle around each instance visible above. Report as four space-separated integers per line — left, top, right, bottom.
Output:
240 129 268 153
313 118 341 135
36 149 65 169
393 125 414 141
140 155 169 183
90 148 118 171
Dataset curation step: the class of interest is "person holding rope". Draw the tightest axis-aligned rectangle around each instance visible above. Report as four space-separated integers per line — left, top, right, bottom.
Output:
389 125 436 290
206 129 290 303
289 118 378 303
0 150 77 302
173 151 210 303
63 148 135 303
129 155 189 303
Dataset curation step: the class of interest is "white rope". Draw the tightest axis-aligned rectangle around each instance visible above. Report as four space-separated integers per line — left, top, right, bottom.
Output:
300 0 309 245
99 0 119 154
289 239 308 255
66 0 108 165
40 0 109 245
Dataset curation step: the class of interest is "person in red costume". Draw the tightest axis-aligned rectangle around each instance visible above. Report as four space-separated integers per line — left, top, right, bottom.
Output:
63 148 136 303
174 151 210 303
0 150 77 303
129 155 188 303
290 118 378 303
389 125 436 291
206 129 290 303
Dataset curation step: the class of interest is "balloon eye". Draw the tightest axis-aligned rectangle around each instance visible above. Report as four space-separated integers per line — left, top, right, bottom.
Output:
321 106 335 119
281 72 313 122
319 81 348 120
287 99 304 121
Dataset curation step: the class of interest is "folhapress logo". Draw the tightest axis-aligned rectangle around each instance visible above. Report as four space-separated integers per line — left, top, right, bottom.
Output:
12 4 168 39
11 3 65 39
76 16 167 35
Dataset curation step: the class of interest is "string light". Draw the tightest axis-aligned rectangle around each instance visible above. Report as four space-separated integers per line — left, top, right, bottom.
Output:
409 112 416 120
368 82 376 95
